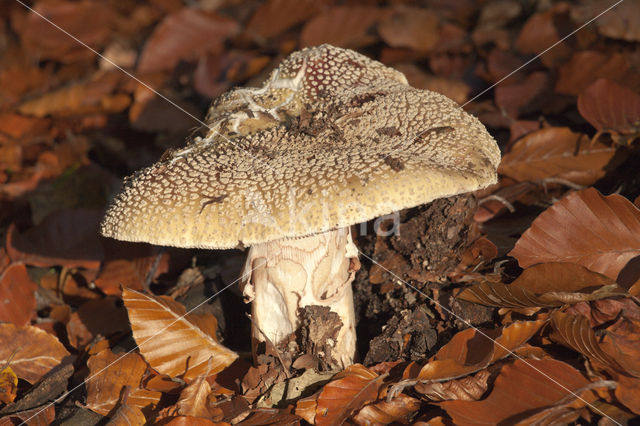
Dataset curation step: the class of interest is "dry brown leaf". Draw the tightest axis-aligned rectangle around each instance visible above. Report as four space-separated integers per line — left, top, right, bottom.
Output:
245 0 321 41
19 0 115 62
175 375 212 418
498 127 615 186
0 323 69 383
300 7 389 49
599 315 640 377
592 0 640 41
578 79 640 145
494 72 550 118
6 209 103 269
18 71 128 118
240 407 301 425
509 188 640 280
514 4 572 67
65 296 130 349
158 416 220 425
378 7 439 52
550 311 625 374
353 392 421 425
0 263 36 326
458 263 625 309
313 364 385 425
415 370 490 402
137 8 239 74
439 359 591 424
616 374 640 415
415 319 545 382
0 404 55 426
85 348 161 416
555 51 630 96
123 288 238 382
105 397 146 426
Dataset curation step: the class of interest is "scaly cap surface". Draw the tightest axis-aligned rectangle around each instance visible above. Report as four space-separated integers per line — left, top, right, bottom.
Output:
101 45 500 248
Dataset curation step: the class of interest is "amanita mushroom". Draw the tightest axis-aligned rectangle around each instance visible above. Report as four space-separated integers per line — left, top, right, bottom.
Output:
101 45 500 368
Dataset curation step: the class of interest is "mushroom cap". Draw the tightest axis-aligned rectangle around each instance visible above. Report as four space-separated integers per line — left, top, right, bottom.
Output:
101 45 500 249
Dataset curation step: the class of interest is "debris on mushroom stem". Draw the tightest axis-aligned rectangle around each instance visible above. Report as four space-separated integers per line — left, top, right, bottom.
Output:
241 227 358 368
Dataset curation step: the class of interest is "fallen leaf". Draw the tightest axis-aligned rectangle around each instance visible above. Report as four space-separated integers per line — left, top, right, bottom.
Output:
616 374 640 415
415 370 490 402
300 7 389 49
123 288 238 382
414 319 545 382
353 392 421 425
440 359 592 424
509 188 640 280
378 7 439 53
18 71 129 118
577 79 640 145
19 0 115 62
498 127 616 186
550 311 627 375
0 365 18 404
393 64 469 105
599 315 640 377
495 72 550 118
65 296 130 349
555 51 630 96
137 8 239 74
313 364 385 426
0 404 55 426
159 417 219 426
240 407 301 425
245 0 320 41
175 375 212 418
0 324 69 383
85 348 162 416
457 263 625 309
515 4 572 66
591 0 640 41
105 399 146 426
6 208 103 269
0 263 37 326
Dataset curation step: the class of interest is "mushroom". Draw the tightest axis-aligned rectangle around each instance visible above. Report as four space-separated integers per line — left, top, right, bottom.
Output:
101 45 500 368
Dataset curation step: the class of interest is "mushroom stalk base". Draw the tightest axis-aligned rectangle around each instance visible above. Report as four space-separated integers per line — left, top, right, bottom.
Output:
241 227 358 368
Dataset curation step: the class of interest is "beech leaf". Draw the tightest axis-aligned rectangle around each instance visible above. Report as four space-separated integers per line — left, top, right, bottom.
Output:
0 323 69 384
498 127 615 186
313 364 385 425
440 359 592 425
122 288 238 382
509 188 640 280
85 348 162 416
0 263 37 326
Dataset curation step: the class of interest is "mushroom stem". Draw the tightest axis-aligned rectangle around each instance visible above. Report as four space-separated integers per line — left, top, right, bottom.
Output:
241 227 359 368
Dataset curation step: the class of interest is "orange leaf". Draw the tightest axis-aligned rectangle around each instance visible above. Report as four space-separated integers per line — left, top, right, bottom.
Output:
85 348 161 416
122 288 238 382
457 263 625 309
509 188 640 280
415 320 545 382
378 7 439 52
0 323 69 383
300 7 389 49
498 127 615 186
246 0 320 41
353 393 421 425
440 359 591 425
578 79 640 143
0 263 37 326
137 8 239 74
175 375 212 418
106 401 146 426
314 364 385 425
65 296 130 349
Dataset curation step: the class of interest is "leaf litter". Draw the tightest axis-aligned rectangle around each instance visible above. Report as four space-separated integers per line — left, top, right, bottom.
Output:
1 0 640 424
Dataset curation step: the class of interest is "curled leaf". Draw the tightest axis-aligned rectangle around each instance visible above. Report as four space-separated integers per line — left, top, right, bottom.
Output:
123 288 238 382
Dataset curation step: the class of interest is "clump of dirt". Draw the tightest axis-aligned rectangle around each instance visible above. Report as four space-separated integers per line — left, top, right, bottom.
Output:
353 194 485 361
